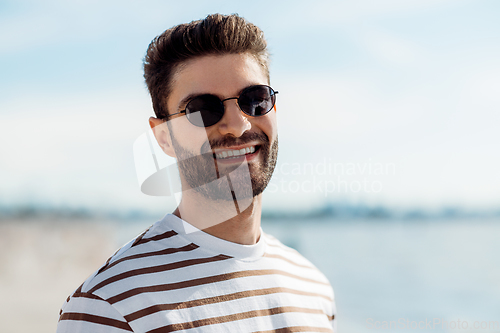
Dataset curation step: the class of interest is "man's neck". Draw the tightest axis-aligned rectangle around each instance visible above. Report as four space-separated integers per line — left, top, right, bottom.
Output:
173 193 262 245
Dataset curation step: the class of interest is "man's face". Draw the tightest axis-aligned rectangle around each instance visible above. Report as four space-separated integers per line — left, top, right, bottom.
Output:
164 53 278 201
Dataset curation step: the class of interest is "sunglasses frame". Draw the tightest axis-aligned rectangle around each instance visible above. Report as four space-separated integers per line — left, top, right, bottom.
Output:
163 85 278 127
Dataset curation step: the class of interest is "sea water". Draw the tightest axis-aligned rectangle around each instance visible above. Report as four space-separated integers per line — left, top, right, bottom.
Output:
262 218 500 332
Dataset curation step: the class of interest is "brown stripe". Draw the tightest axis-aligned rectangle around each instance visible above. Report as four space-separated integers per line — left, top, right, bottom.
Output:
254 326 333 333
108 269 329 304
146 306 325 332
100 243 199 273
95 228 151 277
97 256 114 275
130 227 152 247
266 241 299 253
59 312 133 331
263 253 315 269
135 230 177 246
74 284 83 295
328 314 335 321
66 283 83 302
125 287 333 321
72 292 103 300
89 254 232 294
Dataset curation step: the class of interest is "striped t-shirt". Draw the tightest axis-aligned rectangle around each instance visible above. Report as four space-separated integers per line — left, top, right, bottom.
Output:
57 214 336 332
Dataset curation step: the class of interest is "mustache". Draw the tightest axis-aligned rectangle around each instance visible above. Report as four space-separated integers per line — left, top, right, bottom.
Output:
200 132 269 154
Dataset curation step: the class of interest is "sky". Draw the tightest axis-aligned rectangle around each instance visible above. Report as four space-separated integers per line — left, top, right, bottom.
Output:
0 0 499 214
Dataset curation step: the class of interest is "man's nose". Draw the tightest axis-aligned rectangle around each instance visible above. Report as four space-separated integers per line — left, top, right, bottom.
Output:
216 99 251 137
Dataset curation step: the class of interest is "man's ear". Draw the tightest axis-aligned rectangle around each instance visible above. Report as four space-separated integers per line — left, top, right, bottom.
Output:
149 117 176 158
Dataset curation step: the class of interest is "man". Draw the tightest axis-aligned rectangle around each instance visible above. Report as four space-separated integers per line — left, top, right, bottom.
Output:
57 14 336 332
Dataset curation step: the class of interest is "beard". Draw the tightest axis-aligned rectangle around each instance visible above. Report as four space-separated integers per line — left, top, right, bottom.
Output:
170 130 278 201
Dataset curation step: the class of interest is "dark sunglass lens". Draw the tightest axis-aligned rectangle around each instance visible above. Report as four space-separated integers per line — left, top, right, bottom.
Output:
239 86 275 116
185 95 224 127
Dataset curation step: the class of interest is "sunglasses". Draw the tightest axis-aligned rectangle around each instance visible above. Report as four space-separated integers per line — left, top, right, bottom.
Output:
164 85 278 127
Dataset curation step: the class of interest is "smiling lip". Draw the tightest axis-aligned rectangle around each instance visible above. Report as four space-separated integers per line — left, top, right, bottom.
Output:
213 144 260 163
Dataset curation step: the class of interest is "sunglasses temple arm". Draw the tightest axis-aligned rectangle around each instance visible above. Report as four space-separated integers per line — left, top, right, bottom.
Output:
164 110 186 119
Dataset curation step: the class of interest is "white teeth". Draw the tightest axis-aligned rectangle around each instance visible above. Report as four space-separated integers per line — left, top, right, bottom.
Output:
215 146 257 159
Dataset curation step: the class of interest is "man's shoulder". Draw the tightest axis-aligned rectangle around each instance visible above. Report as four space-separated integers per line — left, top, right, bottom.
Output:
262 231 311 264
76 217 191 296
262 231 332 286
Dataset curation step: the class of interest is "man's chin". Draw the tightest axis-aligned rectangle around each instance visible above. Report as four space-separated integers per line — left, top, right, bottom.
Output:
175 135 278 203
200 164 256 200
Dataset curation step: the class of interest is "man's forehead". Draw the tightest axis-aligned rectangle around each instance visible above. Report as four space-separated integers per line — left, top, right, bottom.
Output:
167 53 269 108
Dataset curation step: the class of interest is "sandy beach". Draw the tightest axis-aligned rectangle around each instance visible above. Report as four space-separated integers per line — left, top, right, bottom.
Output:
0 218 139 333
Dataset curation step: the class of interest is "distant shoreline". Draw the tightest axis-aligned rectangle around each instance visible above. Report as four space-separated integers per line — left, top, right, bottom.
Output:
2 203 499 222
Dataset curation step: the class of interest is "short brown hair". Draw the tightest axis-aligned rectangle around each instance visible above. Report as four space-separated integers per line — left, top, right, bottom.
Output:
143 13 270 119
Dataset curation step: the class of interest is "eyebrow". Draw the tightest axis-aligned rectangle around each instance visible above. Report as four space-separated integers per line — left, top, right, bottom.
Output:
177 93 203 112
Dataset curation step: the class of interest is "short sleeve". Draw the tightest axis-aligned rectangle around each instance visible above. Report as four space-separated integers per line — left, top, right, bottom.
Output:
57 292 133 333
